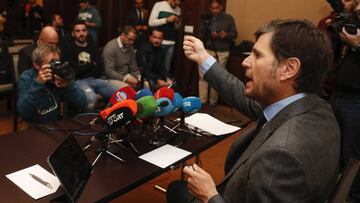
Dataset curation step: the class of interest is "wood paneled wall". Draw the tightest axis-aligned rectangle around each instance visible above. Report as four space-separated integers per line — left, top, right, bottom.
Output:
42 0 212 95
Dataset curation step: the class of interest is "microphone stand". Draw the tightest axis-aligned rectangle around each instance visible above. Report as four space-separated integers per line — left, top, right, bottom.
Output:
149 116 178 147
171 111 202 137
110 122 140 155
153 116 178 134
92 132 126 167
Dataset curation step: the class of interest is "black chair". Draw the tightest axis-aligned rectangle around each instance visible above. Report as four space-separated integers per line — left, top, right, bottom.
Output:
0 44 19 132
328 159 360 203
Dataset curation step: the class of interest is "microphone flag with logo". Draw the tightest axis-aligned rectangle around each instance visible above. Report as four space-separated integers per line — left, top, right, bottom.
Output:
100 99 137 120
182 97 202 114
92 106 135 142
110 86 137 105
154 87 174 101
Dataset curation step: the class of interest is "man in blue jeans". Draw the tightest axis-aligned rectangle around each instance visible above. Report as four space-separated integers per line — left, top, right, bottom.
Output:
59 20 116 111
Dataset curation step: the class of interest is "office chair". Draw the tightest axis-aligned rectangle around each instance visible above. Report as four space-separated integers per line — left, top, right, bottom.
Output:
328 159 360 203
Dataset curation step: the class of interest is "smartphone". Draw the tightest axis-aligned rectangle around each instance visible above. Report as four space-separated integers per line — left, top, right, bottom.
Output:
344 24 358 35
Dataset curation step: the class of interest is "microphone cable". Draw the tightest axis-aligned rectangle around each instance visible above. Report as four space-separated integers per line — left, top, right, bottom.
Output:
33 113 101 136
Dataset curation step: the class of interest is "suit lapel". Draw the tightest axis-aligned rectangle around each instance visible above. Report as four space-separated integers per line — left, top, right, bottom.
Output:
219 94 321 185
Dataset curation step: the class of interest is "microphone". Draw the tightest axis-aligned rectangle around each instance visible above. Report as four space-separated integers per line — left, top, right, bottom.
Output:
154 87 174 101
172 92 183 112
92 106 134 141
182 96 202 114
154 97 174 117
100 99 137 120
136 88 153 100
136 96 158 119
109 86 137 105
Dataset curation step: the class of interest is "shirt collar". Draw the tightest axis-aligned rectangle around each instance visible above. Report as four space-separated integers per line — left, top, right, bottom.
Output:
263 93 306 121
117 37 126 51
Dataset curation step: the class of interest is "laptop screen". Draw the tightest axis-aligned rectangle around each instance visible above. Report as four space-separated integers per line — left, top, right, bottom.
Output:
47 133 92 202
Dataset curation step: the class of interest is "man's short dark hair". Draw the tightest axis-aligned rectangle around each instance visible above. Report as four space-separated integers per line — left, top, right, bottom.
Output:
50 13 60 22
120 25 137 36
150 28 164 35
255 19 332 93
209 0 222 5
71 19 86 31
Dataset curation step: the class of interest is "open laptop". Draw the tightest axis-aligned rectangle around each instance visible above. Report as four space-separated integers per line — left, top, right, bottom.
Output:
47 133 93 203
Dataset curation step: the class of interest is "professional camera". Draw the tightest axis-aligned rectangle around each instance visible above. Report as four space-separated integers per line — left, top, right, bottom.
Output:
49 59 75 81
328 12 358 34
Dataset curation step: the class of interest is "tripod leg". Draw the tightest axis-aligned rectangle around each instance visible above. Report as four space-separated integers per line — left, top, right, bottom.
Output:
92 150 104 167
105 150 126 163
128 141 140 155
110 137 129 151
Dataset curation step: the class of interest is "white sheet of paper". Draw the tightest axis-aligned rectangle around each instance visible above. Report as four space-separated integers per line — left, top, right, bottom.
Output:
139 144 192 168
6 164 60 200
184 113 241 136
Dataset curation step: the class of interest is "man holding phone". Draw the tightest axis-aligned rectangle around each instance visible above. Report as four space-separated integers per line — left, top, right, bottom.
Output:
198 0 237 105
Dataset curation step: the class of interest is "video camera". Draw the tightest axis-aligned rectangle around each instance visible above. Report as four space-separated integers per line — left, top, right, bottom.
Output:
328 12 358 34
49 59 75 81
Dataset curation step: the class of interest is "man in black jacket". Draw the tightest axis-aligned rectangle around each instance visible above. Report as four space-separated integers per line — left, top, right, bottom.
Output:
136 28 173 90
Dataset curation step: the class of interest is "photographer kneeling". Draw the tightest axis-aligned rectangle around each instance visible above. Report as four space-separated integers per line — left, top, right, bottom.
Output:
17 44 87 124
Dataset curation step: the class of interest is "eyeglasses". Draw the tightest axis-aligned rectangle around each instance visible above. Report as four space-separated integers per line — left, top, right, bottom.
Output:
125 34 136 43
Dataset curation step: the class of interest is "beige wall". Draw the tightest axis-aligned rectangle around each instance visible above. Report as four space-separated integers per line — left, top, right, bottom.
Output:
226 0 332 43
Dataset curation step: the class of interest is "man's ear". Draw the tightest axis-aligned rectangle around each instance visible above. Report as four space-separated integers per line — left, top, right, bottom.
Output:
280 57 301 81
33 62 40 70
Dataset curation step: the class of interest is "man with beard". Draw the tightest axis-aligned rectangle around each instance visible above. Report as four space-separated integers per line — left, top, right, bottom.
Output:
102 25 141 89
59 20 116 112
77 0 102 44
148 0 183 75
136 28 172 90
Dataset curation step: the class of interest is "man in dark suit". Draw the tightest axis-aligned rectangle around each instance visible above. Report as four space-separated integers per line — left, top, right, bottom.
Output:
126 0 149 49
168 19 340 203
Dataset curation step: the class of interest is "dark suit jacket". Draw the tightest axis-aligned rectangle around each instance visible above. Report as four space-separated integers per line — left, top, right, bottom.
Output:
18 43 37 75
126 8 149 27
204 63 340 203
126 8 149 49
